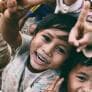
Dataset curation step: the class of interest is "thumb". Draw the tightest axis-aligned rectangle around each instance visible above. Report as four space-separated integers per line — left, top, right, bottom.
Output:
69 27 80 47
76 37 88 52
76 44 87 52
78 37 88 46
73 40 80 47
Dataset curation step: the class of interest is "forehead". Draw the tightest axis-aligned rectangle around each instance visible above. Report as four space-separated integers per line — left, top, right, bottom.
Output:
71 64 92 76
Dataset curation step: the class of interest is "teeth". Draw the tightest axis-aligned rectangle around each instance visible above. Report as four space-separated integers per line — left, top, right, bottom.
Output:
37 53 49 64
38 55 44 62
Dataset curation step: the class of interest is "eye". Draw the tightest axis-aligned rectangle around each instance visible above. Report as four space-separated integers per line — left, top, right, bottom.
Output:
56 46 66 54
42 35 51 42
76 75 87 82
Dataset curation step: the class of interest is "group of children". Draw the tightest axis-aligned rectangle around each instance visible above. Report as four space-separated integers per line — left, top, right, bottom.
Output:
0 0 92 92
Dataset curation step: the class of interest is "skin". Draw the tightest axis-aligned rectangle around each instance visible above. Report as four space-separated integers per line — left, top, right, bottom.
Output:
0 0 55 10
28 23 37 36
30 28 70 72
67 64 92 92
69 0 92 53
45 64 92 92
0 0 79 12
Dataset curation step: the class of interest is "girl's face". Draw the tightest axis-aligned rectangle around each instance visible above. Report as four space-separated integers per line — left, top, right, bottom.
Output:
30 28 70 72
67 64 92 92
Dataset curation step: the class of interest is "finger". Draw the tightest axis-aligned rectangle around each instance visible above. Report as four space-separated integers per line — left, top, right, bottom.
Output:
7 0 17 8
76 36 88 52
68 1 90 47
54 78 64 92
73 40 80 47
69 35 79 46
0 0 7 10
69 28 79 47
47 76 60 90
76 0 90 27
77 44 87 52
78 37 88 46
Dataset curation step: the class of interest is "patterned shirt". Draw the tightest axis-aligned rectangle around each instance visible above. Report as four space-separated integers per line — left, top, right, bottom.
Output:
0 33 10 89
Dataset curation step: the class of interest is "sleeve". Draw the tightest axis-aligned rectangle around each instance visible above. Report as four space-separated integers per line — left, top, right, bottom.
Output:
55 0 83 14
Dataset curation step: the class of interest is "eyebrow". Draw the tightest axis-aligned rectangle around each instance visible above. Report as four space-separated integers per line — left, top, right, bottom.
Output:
57 35 68 41
78 72 88 77
47 33 68 41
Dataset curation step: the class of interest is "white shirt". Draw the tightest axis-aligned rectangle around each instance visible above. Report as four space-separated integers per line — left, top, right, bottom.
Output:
55 0 83 13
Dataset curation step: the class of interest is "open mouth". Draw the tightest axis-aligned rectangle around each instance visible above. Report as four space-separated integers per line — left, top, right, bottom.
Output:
35 51 50 65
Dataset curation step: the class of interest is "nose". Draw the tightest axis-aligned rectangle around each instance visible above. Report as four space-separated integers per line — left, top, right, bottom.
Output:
42 43 55 57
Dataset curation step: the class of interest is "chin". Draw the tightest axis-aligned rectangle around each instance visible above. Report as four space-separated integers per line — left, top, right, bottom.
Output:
30 52 49 71
31 60 47 71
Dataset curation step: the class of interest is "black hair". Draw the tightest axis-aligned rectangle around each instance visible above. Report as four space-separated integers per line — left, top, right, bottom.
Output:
34 13 77 35
59 49 92 92
61 51 92 78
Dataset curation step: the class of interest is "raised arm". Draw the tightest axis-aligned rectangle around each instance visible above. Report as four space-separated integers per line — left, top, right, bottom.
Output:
0 12 20 49
0 0 31 49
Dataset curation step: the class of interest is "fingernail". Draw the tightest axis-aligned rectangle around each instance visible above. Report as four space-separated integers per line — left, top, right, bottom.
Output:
77 48 81 52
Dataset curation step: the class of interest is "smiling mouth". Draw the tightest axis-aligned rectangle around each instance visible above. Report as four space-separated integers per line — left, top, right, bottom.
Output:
36 52 50 64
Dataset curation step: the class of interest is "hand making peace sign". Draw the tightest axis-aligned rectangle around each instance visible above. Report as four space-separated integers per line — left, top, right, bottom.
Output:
69 0 92 57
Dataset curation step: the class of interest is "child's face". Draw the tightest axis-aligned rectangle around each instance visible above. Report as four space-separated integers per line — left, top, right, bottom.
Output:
30 28 70 72
67 64 92 92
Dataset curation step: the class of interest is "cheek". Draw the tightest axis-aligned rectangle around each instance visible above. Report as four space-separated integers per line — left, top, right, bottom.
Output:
67 76 76 92
30 37 44 51
67 75 81 92
51 54 67 68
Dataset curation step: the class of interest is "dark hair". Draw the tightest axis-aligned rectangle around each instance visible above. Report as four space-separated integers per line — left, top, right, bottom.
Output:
59 50 92 92
34 13 77 35
60 49 92 77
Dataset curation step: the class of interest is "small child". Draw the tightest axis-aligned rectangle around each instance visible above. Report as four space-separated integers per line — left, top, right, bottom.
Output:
67 56 92 92
1 7 77 92
60 50 92 92
46 51 92 92
61 52 92 92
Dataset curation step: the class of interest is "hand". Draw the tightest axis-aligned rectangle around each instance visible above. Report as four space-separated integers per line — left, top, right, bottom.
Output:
44 76 64 92
0 0 7 12
3 0 31 22
69 0 92 52
0 0 17 12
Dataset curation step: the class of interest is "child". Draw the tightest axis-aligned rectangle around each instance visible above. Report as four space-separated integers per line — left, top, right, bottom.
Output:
0 5 77 92
15 0 92 55
67 56 92 92
61 51 92 92
45 51 92 92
